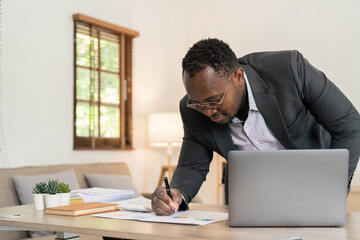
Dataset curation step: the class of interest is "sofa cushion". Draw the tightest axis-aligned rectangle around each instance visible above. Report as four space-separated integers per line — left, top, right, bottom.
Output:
13 169 80 205
13 169 81 238
0 162 131 240
85 174 141 198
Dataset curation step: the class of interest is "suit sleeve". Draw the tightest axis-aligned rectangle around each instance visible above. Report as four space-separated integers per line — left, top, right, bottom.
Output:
170 101 213 206
290 50 360 186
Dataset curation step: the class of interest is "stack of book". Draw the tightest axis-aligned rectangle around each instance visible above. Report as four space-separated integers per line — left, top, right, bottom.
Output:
70 191 85 205
70 187 134 204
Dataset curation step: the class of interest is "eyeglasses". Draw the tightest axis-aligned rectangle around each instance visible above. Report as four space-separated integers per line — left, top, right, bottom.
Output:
186 71 234 112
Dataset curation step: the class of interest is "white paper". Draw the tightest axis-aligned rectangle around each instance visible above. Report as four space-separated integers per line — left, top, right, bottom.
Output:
114 197 152 212
93 210 228 226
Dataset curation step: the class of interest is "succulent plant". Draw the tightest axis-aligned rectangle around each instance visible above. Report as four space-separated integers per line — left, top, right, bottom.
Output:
32 182 48 194
47 178 59 195
58 182 71 193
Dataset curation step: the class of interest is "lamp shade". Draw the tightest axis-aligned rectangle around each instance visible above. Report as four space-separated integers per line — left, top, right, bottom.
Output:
148 112 183 147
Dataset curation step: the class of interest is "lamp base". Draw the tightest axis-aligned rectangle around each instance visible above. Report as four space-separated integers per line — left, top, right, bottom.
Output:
158 165 177 187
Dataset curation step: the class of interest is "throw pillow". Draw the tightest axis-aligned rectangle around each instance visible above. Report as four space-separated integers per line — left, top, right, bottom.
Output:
13 169 80 205
13 169 80 238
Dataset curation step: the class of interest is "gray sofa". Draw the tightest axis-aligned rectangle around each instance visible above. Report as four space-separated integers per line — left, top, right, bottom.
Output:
0 162 138 240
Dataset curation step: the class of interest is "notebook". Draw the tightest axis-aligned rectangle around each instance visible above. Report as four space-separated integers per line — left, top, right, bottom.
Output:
228 149 349 227
45 202 119 216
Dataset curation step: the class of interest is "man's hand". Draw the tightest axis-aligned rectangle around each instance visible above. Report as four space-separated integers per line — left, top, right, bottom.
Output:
151 186 182 215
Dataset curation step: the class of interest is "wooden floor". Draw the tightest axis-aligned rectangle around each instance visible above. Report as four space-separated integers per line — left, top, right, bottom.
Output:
347 186 360 212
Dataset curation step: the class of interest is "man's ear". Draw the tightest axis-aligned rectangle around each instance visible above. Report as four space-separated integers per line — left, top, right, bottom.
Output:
234 68 245 86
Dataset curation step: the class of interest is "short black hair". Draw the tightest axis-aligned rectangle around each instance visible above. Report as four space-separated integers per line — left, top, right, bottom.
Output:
182 38 238 78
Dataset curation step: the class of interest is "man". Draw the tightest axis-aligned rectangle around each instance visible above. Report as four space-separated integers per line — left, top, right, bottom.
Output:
151 38 360 216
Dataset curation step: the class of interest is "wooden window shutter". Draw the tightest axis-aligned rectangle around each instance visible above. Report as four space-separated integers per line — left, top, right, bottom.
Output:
73 14 139 150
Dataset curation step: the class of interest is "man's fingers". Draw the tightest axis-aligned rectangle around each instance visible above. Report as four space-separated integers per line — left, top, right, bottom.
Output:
152 194 173 215
151 202 170 216
153 191 173 210
151 186 183 215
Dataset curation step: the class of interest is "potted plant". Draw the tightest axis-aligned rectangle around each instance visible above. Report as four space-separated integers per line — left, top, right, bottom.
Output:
58 181 71 206
32 182 48 210
44 178 60 208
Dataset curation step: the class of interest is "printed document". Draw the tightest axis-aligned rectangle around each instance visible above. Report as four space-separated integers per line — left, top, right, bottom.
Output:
93 210 228 225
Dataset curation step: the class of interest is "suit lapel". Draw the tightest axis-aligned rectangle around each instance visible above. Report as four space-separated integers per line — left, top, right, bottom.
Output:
208 121 236 159
240 65 295 149
253 93 295 149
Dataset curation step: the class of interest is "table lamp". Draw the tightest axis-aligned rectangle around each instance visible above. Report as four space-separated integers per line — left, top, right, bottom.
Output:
148 112 183 186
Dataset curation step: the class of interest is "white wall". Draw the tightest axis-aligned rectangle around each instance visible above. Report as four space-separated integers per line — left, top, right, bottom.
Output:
0 0 149 192
1 0 359 205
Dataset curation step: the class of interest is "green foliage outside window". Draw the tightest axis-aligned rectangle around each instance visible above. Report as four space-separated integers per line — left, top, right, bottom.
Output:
75 31 120 139
73 14 137 150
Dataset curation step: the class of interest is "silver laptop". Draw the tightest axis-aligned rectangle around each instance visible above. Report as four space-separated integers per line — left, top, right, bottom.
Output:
228 149 349 227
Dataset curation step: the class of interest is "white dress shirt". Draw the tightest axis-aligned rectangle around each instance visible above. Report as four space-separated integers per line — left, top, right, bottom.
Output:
228 72 285 151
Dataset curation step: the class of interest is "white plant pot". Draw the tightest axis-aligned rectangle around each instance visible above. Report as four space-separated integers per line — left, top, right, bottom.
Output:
33 194 45 211
59 192 71 206
45 194 61 208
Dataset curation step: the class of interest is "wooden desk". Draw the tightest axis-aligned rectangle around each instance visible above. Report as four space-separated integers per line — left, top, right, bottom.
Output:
1 204 360 240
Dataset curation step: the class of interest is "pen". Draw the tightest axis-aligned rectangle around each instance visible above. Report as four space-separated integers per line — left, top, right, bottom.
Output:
164 177 174 213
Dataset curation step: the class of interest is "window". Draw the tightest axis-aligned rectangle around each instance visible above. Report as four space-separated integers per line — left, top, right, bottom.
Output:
73 14 139 150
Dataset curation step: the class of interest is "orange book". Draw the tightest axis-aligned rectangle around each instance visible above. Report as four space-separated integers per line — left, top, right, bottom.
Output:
45 202 119 216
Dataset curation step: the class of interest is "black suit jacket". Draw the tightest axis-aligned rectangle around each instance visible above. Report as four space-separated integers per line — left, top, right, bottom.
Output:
171 50 360 206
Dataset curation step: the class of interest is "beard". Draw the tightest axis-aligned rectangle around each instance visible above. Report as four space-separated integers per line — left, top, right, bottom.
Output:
209 92 242 124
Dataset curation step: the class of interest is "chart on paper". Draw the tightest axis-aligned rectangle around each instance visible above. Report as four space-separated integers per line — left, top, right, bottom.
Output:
93 210 228 226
